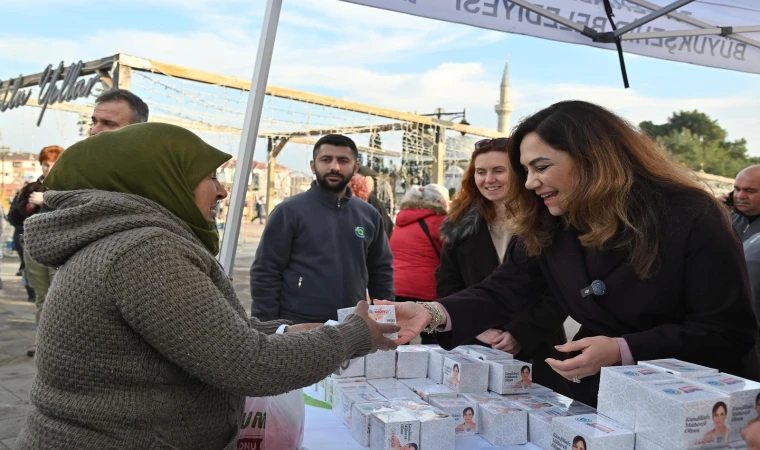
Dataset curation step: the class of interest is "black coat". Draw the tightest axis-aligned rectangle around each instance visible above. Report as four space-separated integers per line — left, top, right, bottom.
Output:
436 206 569 395
437 188 760 406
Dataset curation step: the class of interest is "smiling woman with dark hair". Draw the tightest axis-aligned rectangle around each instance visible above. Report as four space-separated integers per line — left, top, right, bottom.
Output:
383 100 760 406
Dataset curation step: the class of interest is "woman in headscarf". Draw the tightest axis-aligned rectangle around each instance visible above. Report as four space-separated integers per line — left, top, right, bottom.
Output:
15 123 397 450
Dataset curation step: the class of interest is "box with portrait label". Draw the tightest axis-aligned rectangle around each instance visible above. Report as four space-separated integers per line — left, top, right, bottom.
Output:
406 407 456 450
337 305 398 340
442 354 489 393
524 382 553 395
460 392 506 416
480 403 528 446
333 356 365 378
337 390 387 426
597 365 678 429
460 344 513 361
426 348 450 383
634 435 669 450
430 397 479 436
369 410 420 450
690 372 760 444
395 346 429 379
365 350 396 379
350 401 395 447
635 379 732 449
551 414 635 450
640 358 718 378
487 359 533 394
378 388 419 400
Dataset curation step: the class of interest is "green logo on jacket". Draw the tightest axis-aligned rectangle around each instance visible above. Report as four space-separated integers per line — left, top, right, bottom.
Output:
355 226 365 238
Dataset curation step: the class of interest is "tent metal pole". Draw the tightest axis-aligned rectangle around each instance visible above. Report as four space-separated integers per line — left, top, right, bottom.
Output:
626 0 760 50
614 0 696 38
218 0 283 276
620 25 760 40
508 0 597 38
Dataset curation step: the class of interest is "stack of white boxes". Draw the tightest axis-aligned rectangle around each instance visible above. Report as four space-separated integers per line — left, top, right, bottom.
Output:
313 330 759 450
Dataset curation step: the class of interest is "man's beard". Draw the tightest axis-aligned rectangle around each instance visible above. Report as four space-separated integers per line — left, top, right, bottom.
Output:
315 171 351 193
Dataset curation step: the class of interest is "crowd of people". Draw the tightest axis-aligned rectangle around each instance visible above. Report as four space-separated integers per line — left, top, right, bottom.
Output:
8 89 760 449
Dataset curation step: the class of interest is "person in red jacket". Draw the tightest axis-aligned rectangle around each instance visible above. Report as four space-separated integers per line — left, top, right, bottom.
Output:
390 184 449 343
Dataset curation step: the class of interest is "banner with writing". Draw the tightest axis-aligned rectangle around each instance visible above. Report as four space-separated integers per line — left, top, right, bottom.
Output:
339 0 760 75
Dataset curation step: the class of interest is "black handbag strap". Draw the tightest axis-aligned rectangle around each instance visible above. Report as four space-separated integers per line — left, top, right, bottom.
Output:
417 219 441 258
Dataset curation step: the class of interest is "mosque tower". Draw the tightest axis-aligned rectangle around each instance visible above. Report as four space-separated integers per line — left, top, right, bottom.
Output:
495 58 514 134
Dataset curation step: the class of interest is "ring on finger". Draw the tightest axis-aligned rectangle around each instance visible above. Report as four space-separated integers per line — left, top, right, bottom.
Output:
572 376 581 383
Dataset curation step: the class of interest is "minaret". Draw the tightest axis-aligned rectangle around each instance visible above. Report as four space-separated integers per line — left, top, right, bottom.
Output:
495 58 514 134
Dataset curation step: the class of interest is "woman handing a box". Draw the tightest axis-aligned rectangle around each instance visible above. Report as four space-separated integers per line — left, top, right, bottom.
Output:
379 100 760 406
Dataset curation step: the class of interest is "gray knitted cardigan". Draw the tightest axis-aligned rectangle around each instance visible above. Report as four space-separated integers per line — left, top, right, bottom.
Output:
15 190 372 450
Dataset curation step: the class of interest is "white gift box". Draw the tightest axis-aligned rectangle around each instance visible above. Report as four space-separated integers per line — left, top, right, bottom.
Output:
690 373 760 444
369 410 421 450
529 406 574 449
399 378 456 402
442 355 489 393
460 392 506 416
487 359 533 394
391 397 435 411
552 414 635 450
368 378 407 390
480 403 528 446
460 345 513 361
597 365 678 429
525 382 553 395
420 344 442 350
635 379 732 449
426 349 450 384
334 356 366 378
504 394 560 411
350 401 395 447
534 392 596 415
430 397 479 435
378 388 419 400
406 407 456 450
395 346 429 379
331 382 376 413
324 376 370 405
365 350 396 379
337 390 387 426
640 359 718 378
337 305 398 340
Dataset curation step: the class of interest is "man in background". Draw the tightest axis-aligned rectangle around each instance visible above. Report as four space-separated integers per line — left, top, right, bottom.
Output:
250 134 394 323
90 89 149 136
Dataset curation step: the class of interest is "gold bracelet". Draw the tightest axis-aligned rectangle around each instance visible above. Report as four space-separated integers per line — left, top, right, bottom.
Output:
417 302 442 334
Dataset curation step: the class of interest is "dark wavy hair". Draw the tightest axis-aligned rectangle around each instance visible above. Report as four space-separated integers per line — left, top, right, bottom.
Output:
713 401 727 416
463 407 475 416
573 436 587 449
505 100 726 279
448 141 510 226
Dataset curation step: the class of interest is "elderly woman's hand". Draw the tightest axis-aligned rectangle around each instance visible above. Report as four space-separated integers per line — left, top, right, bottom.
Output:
353 301 399 353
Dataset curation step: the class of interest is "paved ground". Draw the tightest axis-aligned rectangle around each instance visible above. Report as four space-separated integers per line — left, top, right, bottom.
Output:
0 221 579 448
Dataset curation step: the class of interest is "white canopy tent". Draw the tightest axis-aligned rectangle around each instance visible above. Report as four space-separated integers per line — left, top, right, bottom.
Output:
219 0 760 274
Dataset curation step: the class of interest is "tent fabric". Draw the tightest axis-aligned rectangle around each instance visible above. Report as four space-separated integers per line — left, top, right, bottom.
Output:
338 0 760 75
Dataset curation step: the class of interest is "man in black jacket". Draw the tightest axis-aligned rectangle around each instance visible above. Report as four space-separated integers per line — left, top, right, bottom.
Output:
359 165 394 239
250 135 394 324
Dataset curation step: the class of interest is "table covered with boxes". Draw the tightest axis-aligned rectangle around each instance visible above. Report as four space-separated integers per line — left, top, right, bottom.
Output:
301 307 758 449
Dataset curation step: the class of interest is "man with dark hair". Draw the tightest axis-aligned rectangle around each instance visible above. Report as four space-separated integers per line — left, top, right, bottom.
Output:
359 165 394 238
90 88 149 136
250 134 394 324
